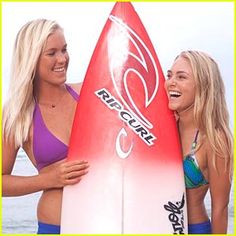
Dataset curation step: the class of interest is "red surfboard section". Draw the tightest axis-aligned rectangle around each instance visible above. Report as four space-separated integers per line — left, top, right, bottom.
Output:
61 2 187 234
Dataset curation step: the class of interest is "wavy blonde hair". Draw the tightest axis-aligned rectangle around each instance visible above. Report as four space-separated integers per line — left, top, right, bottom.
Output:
178 50 233 175
3 19 62 147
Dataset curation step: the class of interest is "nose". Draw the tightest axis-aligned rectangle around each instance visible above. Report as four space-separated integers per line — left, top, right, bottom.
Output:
57 52 68 63
165 76 177 88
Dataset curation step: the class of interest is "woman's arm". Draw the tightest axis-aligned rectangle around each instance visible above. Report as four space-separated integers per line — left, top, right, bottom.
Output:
2 137 49 196
207 140 232 234
2 137 89 196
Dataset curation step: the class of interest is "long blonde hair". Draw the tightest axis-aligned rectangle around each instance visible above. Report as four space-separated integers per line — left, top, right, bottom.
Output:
3 19 62 147
179 50 233 174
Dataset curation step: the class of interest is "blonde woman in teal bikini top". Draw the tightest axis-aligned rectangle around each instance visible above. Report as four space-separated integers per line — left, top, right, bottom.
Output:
165 51 233 234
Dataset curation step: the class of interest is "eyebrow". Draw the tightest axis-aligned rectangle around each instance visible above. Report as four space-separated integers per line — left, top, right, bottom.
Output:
167 70 190 75
44 44 67 52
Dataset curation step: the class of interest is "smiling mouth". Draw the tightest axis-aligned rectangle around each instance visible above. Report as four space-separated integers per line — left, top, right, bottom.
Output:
169 91 181 99
53 67 66 72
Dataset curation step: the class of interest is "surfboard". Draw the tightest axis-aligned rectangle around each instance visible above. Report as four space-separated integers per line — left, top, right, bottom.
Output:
61 2 187 234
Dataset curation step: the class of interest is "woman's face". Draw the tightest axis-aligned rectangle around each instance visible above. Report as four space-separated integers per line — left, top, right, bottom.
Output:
165 56 196 113
36 29 69 86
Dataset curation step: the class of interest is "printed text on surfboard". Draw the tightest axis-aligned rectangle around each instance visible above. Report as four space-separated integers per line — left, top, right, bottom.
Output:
95 88 156 146
164 194 185 234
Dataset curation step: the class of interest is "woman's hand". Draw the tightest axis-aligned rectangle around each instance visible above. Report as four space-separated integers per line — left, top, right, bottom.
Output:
40 159 89 189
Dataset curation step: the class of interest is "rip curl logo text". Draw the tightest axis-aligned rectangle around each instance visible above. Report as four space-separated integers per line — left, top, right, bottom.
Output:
164 194 185 234
95 88 156 149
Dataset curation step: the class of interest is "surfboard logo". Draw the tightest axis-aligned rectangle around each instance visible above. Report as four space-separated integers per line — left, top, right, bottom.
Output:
95 88 156 147
95 15 158 159
164 194 186 234
108 15 158 129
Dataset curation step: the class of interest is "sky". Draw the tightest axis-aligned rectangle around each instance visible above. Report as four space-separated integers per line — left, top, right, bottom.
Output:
2 1 234 128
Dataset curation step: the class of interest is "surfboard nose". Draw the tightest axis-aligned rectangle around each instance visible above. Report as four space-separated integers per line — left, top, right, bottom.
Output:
111 2 135 18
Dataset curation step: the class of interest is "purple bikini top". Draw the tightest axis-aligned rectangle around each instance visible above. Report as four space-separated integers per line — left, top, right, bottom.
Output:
33 84 79 171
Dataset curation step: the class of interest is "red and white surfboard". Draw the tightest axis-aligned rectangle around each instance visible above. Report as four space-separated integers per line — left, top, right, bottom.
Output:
61 2 187 234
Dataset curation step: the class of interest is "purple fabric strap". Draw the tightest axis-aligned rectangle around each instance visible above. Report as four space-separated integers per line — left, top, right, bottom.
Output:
65 84 79 101
33 84 79 170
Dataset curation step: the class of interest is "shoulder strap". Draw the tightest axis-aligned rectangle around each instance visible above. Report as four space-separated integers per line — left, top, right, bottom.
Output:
191 130 199 152
65 84 79 101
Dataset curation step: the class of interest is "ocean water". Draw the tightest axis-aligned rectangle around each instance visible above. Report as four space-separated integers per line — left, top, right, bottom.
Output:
1 149 234 234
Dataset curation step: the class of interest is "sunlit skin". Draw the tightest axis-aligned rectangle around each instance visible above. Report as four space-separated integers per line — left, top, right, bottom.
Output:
36 29 69 85
165 56 210 226
165 56 196 115
164 56 231 233
2 29 88 226
34 29 69 104
32 30 87 224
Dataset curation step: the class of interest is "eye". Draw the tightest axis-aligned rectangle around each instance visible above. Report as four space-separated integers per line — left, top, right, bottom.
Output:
166 72 172 80
177 75 186 80
47 51 55 56
62 48 67 54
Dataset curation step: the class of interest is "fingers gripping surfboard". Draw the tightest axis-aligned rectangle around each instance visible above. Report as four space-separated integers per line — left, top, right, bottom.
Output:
61 2 187 234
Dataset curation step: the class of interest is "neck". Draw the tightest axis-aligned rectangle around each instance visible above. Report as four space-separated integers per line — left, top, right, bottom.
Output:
34 82 67 105
177 104 196 132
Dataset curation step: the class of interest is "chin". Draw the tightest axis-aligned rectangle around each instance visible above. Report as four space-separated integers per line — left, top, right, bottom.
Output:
59 76 67 84
168 103 178 111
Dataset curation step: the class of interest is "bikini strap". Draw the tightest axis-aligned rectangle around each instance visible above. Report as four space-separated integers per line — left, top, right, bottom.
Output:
191 130 199 152
65 84 79 101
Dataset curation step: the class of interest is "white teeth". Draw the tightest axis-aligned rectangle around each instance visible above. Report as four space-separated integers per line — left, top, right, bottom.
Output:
169 91 181 97
54 67 64 72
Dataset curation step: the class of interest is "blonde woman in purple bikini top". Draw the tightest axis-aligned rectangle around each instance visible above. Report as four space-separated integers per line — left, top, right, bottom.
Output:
2 19 89 234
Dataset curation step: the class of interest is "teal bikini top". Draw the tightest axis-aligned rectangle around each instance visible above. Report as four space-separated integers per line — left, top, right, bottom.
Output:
183 131 209 189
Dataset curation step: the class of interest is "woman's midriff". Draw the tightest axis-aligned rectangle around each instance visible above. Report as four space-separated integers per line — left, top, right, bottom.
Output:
37 188 63 225
186 186 209 224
